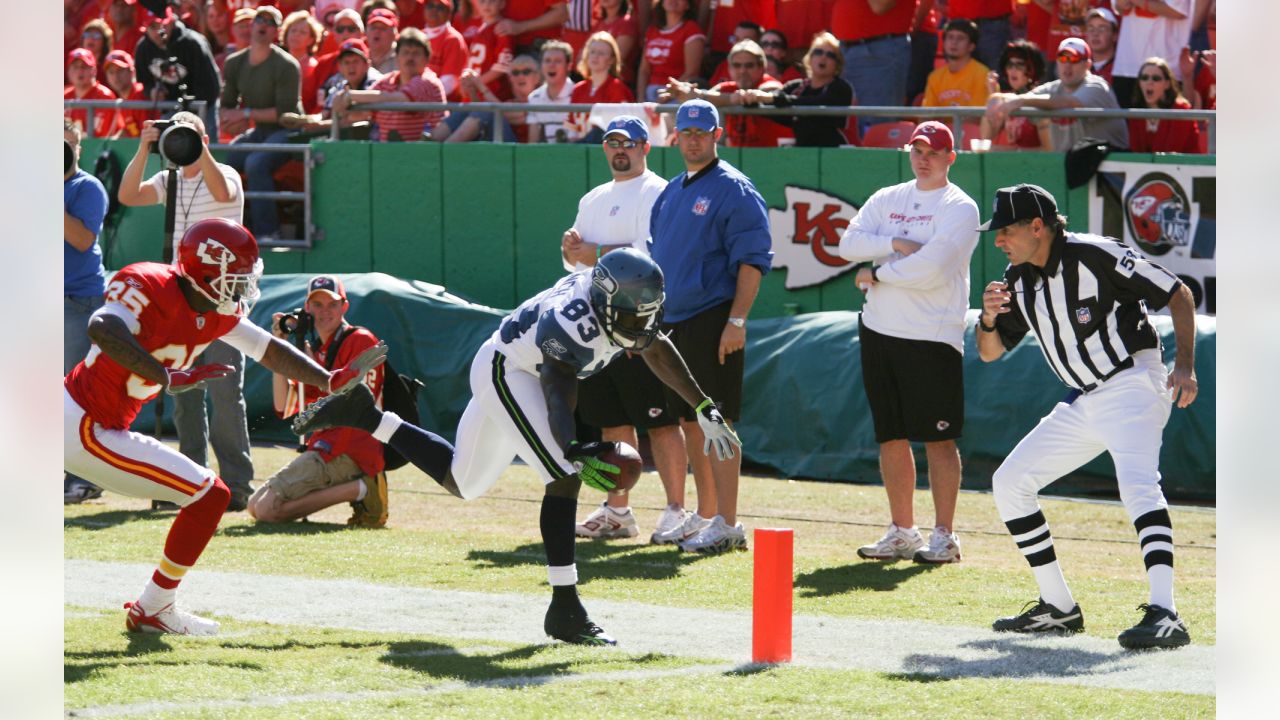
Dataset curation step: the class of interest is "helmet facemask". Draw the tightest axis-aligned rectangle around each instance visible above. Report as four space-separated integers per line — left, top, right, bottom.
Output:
590 255 665 350
184 255 264 316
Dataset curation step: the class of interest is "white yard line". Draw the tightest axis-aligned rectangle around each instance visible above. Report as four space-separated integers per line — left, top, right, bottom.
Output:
66 559 1214 700
67 663 740 718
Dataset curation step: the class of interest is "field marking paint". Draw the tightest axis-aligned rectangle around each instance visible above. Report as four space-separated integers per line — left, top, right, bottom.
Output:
65 559 1215 699
67 663 739 718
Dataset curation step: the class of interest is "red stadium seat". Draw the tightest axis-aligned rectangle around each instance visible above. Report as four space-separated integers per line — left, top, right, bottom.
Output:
859 121 917 149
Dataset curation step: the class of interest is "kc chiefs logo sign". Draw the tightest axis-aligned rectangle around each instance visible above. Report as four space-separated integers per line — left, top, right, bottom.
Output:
768 186 860 289
195 238 237 266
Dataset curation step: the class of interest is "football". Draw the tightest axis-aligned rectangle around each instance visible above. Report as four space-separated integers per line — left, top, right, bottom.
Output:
600 442 643 495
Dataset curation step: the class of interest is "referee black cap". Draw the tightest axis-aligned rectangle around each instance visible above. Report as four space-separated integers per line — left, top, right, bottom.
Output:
978 183 1058 231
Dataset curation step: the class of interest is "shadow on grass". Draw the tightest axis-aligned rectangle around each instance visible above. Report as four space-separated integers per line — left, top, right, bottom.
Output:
724 662 782 677
63 509 170 531
466 541 711 584
794 561 938 597
64 633 278 684
381 640 580 686
219 519 352 537
891 637 1124 682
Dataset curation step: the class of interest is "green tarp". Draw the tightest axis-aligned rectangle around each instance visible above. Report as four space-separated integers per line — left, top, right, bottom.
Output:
132 273 1215 501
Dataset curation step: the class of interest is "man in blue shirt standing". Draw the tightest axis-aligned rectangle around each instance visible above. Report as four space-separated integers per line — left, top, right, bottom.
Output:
64 119 109 504
647 99 774 554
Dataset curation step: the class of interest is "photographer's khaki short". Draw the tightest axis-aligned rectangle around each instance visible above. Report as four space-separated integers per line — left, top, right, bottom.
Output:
254 451 366 508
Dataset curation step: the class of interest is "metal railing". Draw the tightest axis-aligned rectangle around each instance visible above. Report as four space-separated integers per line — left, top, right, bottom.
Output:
65 99 316 249
332 100 1216 152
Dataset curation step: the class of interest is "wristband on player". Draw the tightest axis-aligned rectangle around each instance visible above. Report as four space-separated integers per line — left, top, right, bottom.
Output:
979 315 998 333
695 398 714 414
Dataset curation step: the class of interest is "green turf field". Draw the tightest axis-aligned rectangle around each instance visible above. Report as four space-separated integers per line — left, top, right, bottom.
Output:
65 444 1216 717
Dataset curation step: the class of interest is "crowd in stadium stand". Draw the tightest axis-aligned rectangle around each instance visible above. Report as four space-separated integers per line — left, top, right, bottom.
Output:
66 0 1216 184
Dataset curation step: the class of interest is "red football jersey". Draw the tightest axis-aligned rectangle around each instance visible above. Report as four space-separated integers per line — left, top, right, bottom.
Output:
461 19 515 99
427 23 470 101
65 83 122 138
643 21 707 86
65 263 243 430
566 76 635 137
713 78 794 147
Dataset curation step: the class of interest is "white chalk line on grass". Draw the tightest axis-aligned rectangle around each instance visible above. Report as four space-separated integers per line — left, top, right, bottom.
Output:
65 559 1214 702
66 662 740 718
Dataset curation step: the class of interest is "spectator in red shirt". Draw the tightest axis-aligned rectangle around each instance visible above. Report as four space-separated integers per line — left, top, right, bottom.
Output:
494 0 569 54
283 11 328 114
703 0 774 58
594 0 640 85
79 19 115 86
565 31 636 142
950 0 1015 71
65 49 122 139
1085 7 1119 86
461 0 516 99
204 1 234 58
104 0 146 63
310 10 367 105
981 39 1050 150
636 0 706 102
707 21 763 86
103 50 155 138
424 0 469 99
338 26 448 140
760 28 803 83
366 7 401 73
775 0 835 60
1127 56 1201 154
396 0 429 28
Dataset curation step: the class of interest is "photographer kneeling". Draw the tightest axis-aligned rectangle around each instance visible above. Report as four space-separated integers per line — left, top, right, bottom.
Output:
248 276 390 527
119 111 257 511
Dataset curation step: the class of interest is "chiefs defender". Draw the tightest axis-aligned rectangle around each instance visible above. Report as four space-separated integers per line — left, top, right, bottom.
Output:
64 218 387 636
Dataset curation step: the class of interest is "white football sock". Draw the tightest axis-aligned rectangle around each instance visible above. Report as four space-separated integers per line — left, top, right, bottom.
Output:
1032 562 1076 613
1147 565 1175 613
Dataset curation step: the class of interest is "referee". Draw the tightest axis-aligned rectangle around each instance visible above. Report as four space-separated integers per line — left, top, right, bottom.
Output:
977 183 1198 650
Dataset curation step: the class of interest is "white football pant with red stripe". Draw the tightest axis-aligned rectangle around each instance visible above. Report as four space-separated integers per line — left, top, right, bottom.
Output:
64 388 215 507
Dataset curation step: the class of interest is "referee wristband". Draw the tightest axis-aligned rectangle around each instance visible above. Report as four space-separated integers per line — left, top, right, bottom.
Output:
979 316 998 333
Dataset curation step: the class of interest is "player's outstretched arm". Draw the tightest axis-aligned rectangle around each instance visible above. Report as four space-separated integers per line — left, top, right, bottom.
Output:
258 337 334 389
87 314 170 386
639 334 704 408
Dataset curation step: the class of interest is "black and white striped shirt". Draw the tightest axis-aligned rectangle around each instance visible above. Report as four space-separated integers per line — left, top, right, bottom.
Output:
993 231 1181 392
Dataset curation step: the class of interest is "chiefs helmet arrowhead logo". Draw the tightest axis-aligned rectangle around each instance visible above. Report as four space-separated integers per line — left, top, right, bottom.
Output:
195 238 237 266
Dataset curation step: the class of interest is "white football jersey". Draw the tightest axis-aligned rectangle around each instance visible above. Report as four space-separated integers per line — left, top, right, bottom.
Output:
492 271 623 379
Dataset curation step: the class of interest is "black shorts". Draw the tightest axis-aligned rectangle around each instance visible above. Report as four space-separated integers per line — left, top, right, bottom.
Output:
578 352 678 430
662 300 744 422
859 318 964 443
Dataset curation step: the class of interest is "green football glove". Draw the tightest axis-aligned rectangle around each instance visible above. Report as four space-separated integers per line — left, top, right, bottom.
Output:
566 441 620 492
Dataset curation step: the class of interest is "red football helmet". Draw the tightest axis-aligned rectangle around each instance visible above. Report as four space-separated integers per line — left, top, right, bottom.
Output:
1126 179 1190 252
176 218 263 315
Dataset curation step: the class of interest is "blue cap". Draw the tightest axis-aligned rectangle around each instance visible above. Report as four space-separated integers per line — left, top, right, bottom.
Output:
604 115 648 142
675 99 719 132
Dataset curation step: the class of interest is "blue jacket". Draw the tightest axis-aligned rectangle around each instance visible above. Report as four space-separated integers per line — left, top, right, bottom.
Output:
64 170 107 298
647 159 773 323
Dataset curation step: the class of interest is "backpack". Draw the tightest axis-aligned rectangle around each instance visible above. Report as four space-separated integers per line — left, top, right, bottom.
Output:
326 326 425 471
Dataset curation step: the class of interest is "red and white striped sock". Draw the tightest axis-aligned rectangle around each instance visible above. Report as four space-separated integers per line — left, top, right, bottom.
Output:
136 478 230 613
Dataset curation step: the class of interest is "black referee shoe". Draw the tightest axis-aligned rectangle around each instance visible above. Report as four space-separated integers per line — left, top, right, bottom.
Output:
291 383 382 436
992 598 1084 634
1117 604 1190 650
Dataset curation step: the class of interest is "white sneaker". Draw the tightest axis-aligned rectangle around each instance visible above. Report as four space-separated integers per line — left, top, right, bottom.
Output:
124 601 220 636
650 505 688 544
575 502 638 539
678 515 748 554
913 526 962 564
651 510 711 545
856 523 924 561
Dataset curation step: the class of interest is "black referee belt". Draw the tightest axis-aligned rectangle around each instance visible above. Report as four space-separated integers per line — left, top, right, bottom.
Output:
1078 356 1135 394
841 33 909 48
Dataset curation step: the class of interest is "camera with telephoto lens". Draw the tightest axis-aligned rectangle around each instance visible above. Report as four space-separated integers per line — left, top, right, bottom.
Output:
149 118 203 166
277 308 315 349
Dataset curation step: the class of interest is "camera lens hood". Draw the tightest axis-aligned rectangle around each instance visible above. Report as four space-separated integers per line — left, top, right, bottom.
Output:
158 122 203 167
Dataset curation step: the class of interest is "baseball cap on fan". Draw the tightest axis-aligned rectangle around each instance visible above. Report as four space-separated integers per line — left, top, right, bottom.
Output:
104 49 135 70
307 275 347 301
675 99 719 132
367 8 399 28
1057 37 1091 63
604 115 648 142
977 184 1059 231
1086 7 1118 29
909 120 953 152
68 48 97 69
338 38 370 61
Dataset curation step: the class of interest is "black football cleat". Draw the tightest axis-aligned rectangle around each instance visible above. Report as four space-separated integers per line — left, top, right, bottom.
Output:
291 383 382 436
1117 603 1190 650
544 604 617 647
992 598 1084 634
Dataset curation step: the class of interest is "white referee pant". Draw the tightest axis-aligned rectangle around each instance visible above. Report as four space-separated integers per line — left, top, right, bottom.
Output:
993 349 1174 524
64 388 216 507
448 338 577 500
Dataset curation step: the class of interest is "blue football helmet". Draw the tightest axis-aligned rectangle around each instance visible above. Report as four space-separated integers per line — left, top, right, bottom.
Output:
589 248 665 350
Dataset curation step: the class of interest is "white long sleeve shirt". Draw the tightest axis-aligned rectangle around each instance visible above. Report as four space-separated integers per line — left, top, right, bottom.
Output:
837 179 979 353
